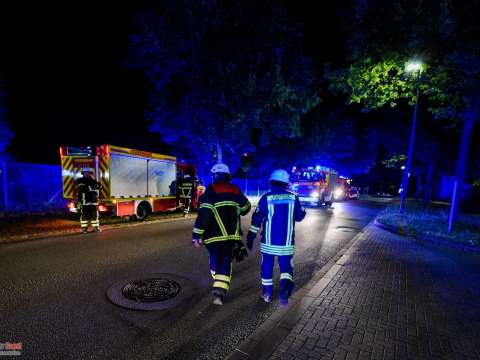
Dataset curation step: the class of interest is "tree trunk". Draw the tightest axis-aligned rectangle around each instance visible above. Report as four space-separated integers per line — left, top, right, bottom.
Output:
216 141 223 163
423 161 434 205
448 94 480 232
415 173 423 200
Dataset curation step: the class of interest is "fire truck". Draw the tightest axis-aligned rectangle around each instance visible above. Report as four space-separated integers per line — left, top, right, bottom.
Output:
335 176 352 201
60 145 200 219
289 166 338 207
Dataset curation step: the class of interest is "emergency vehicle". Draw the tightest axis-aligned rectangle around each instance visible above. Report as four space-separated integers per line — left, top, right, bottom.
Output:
335 176 353 201
60 145 200 219
289 166 338 207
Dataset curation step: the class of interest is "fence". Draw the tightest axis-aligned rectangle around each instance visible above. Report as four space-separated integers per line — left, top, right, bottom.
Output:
0 161 64 212
0 164 271 213
231 178 270 206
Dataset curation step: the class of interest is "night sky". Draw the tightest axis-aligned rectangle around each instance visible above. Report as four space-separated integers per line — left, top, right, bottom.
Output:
0 2 345 164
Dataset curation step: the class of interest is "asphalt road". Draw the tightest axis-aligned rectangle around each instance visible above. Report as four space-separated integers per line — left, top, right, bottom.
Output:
0 198 388 359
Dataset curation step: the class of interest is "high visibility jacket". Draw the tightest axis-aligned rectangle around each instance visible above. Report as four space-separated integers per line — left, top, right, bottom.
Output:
249 187 306 256
76 176 100 206
192 183 251 244
179 175 197 198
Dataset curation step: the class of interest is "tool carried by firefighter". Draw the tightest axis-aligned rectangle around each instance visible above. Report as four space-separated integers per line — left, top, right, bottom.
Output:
76 167 101 233
247 169 306 307
192 163 251 306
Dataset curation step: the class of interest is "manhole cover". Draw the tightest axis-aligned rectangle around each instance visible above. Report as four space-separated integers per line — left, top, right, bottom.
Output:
107 273 196 311
122 278 182 302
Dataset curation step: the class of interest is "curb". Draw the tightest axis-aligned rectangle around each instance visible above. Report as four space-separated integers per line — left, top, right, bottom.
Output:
374 219 480 254
225 221 371 360
0 214 193 245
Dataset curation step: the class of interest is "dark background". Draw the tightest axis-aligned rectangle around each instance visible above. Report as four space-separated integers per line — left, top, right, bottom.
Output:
0 1 346 164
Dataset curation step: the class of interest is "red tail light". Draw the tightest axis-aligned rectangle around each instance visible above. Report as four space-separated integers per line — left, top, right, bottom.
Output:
98 205 108 212
68 202 76 209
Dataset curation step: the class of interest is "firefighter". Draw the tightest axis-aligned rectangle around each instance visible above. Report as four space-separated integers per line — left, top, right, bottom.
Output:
178 169 197 217
192 163 251 305
76 167 101 233
246 169 306 307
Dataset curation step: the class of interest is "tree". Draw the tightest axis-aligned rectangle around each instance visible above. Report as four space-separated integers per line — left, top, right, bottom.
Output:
128 0 319 174
327 0 480 228
0 85 13 156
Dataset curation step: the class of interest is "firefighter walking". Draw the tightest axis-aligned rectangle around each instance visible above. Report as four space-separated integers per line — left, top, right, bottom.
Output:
192 163 251 305
247 169 306 307
76 167 101 233
179 170 197 216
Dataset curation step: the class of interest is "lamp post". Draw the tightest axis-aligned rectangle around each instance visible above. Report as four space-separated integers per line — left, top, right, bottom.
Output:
399 61 424 213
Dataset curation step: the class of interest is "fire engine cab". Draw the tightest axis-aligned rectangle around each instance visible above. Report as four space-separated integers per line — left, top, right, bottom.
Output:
289 166 338 207
60 145 201 219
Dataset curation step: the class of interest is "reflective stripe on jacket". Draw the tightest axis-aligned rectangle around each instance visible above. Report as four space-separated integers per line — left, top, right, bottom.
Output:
192 183 251 244
249 187 305 255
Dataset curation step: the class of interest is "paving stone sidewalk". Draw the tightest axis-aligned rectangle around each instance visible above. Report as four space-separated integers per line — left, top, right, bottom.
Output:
230 224 480 360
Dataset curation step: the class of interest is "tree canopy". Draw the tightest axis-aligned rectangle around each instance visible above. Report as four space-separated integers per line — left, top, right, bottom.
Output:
128 0 319 172
0 87 12 155
327 0 480 124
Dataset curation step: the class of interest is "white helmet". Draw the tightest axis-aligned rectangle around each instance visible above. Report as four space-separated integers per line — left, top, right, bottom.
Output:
81 167 95 174
210 163 230 175
270 169 289 184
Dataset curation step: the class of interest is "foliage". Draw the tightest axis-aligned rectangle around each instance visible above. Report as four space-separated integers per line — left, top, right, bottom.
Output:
382 154 407 169
128 0 319 170
0 88 13 155
326 0 480 124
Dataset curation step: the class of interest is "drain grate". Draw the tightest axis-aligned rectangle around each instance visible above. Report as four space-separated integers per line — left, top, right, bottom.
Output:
122 278 182 302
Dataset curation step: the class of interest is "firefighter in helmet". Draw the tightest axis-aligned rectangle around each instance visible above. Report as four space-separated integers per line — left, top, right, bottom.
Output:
192 163 251 305
76 167 101 233
247 169 306 307
178 169 197 217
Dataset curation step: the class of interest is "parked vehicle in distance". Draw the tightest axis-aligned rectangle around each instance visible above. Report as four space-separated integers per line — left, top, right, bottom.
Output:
348 187 360 200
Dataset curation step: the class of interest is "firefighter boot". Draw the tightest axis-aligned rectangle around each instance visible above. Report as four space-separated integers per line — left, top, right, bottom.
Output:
213 295 223 306
279 289 289 308
82 228 88 234
212 289 225 306
93 226 101 233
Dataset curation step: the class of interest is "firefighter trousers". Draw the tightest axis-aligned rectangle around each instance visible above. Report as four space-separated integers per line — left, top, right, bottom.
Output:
206 241 235 298
261 253 294 300
80 205 99 230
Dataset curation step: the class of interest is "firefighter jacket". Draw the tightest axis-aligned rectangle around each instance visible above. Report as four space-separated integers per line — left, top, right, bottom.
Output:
249 187 306 256
179 175 197 199
192 183 251 244
76 176 100 206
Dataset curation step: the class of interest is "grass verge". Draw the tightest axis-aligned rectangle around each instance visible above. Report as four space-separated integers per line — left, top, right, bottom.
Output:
376 201 480 247
0 210 188 243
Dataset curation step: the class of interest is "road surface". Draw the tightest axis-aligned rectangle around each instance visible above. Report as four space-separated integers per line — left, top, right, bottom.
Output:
0 199 388 359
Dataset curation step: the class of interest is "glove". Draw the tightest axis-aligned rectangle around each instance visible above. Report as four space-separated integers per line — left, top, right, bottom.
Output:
76 203 82 211
233 241 248 263
192 238 202 248
246 231 256 251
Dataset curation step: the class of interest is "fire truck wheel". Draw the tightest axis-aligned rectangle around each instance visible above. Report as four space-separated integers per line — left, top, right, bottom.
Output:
136 202 152 221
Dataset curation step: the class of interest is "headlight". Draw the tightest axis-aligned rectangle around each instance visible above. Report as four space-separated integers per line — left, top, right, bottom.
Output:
310 191 319 198
334 189 343 198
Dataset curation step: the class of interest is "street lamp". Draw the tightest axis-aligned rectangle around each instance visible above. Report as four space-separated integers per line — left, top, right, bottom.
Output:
399 60 424 213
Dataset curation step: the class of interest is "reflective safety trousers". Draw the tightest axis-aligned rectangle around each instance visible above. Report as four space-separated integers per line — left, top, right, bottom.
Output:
192 183 251 244
249 188 306 256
